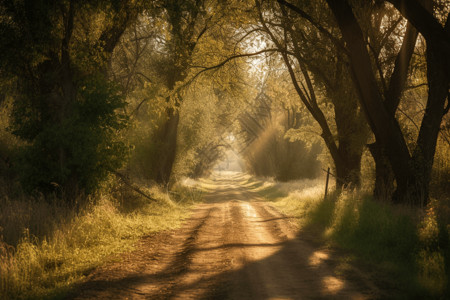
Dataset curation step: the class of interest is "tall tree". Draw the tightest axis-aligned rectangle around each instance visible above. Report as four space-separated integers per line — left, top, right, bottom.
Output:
326 0 449 205
144 0 209 186
256 0 369 189
367 6 419 200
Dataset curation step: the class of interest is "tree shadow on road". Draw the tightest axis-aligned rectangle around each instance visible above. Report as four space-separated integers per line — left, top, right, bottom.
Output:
68 217 381 300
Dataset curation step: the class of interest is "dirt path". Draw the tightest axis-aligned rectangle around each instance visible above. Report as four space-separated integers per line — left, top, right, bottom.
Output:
70 175 378 299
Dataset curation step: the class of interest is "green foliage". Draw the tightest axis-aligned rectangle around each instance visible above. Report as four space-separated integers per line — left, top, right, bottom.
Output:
12 75 128 194
0 0 59 75
0 1 135 196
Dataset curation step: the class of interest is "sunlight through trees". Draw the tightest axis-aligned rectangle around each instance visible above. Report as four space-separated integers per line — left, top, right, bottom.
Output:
0 0 449 297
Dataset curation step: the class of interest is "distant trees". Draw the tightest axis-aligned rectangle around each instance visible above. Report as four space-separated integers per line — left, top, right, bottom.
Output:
110 0 250 185
239 91 322 180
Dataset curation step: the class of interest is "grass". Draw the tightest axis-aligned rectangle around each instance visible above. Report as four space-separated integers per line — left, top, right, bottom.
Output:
253 177 450 299
0 179 203 299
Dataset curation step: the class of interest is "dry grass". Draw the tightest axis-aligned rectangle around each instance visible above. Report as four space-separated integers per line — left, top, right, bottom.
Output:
251 175 449 299
0 179 203 299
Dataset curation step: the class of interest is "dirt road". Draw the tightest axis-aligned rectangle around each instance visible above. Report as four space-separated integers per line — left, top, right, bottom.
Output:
71 174 377 299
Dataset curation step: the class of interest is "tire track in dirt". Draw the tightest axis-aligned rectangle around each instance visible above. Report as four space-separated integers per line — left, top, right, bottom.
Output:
70 175 379 299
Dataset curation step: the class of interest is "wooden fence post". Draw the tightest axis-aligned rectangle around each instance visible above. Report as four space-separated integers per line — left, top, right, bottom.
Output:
324 167 330 200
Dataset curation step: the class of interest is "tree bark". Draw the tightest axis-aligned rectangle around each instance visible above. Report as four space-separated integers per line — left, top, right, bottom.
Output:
368 143 395 200
394 41 449 205
369 21 418 200
154 107 180 186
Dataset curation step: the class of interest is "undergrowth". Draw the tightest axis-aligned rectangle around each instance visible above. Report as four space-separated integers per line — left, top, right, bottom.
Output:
254 177 449 299
0 179 203 299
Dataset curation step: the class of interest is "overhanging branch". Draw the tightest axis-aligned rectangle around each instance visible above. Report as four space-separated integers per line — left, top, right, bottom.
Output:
277 0 348 55
185 48 279 85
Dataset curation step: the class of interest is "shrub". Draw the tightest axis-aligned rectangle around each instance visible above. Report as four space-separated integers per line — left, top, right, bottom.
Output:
11 74 128 197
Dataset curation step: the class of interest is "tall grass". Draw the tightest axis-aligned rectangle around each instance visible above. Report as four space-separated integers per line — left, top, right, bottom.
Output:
256 178 449 299
0 180 203 299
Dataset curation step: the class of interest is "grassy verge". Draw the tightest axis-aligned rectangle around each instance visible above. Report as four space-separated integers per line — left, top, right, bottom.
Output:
0 179 203 299
251 177 449 299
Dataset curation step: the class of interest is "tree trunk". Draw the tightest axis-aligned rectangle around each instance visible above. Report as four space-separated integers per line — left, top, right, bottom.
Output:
154 107 180 186
261 2 369 191
368 142 395 200
394 42 449 206
371 21 417 202
334 151 362 190
331 59 367 190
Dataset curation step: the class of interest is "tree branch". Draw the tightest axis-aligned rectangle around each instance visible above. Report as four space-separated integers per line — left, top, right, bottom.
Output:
385 21 418 115
368 42 388 95
99 0 140 55
60 0 74 70
277 0 348 55
111 170 157 202
378 17 403 56
186 48 279 83
405 82 427 90
387 0 450 53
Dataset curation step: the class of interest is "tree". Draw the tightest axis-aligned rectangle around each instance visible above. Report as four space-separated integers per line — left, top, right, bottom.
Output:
108 0 256 185
144 0 216 186
0 0 143 197
326 0 449 205
255 0 369 189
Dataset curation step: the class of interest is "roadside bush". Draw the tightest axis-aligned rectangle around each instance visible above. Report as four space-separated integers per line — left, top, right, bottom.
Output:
11 75 129 197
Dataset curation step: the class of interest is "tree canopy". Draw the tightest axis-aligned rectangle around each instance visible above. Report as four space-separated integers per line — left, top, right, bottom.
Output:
0 0 448 206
